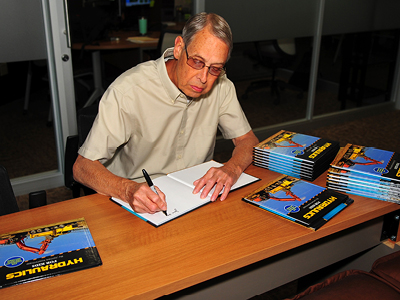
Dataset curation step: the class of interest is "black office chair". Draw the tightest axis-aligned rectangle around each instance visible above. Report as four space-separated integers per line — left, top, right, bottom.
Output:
0 165 47 216
64 104 98 198
0 165 20 216
145 28 182 60
242 39 303 104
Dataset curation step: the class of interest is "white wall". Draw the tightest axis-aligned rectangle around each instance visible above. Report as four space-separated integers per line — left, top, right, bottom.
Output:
0 0 47 62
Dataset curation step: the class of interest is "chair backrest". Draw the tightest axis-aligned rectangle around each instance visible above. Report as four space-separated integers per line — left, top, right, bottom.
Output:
64 104 98 197
276 38 296 56
77 104 99 147
256 38 296 60
0 165 19 216
157 29 181 56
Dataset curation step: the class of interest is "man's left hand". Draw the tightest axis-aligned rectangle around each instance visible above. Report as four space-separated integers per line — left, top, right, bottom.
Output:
192 130 259 202
192 164 240 201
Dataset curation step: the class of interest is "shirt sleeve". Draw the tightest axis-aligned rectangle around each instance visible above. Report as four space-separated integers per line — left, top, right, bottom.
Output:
217 77 252 140
78 87 130 163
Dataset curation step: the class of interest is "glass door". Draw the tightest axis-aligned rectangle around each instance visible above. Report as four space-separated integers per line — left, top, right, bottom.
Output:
0 0 77 195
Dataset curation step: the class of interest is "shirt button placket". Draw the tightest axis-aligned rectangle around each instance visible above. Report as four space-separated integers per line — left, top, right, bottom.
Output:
176 102 188 169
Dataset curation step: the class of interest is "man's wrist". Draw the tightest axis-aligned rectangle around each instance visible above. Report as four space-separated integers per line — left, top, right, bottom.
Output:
225 160 244 179
120 178 139 202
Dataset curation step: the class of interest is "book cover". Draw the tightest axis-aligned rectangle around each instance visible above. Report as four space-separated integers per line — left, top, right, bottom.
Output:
242 175 353 230
254 130 340 164
330 144 400 183
111 161 260 227
0 218 102 289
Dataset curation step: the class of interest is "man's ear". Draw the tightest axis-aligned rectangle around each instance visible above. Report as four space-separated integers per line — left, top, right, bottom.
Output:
173 36 184 59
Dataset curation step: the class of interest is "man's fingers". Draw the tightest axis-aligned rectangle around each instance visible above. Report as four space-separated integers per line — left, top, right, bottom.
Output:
128 184 166 214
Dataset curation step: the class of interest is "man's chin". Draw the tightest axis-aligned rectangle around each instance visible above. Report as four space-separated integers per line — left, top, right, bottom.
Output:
182 90 203 99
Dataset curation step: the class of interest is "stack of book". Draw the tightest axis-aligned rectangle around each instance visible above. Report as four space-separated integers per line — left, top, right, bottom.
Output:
327 144 400 203
253 130 340 181
242 174 353 230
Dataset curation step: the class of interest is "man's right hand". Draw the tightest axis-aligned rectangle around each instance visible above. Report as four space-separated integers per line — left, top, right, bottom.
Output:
124 182 167 214
73 155 166 214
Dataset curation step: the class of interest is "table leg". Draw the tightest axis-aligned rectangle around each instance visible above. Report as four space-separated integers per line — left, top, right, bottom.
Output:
83 51 105 108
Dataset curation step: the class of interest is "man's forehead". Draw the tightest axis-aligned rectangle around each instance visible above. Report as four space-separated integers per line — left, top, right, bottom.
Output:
186 29 229 63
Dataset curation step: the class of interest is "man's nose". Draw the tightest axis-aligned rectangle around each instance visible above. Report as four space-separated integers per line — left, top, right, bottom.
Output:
198 67 209 84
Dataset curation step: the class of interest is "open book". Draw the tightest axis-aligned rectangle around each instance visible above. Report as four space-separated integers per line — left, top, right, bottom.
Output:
111 160 260 227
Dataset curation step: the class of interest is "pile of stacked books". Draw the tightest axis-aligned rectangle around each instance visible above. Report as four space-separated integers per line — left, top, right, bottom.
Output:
253 130 340 181
327 144 400 203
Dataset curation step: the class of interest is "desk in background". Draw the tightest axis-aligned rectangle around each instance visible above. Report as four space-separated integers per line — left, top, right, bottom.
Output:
0 165 399 299
72 31 159 108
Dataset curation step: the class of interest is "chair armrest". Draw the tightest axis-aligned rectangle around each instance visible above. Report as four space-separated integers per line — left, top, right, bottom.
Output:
65 135 79 190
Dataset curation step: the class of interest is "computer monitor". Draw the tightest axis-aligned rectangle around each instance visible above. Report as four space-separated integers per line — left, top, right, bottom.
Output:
125 0 151 7
119 0 155 30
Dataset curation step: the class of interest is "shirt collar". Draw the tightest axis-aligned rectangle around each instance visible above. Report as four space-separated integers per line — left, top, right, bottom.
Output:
157 47 190 104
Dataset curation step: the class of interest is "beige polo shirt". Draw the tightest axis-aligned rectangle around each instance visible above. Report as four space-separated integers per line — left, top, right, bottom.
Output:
78 48 252 181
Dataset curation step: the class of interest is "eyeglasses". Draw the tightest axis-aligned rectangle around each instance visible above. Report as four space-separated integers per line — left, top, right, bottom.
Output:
185 48 226 77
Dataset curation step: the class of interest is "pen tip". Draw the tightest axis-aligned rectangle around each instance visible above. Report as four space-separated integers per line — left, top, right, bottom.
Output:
163 211 168 216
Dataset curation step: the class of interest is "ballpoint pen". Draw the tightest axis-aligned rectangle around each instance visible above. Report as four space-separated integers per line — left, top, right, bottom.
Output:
142 169 168 216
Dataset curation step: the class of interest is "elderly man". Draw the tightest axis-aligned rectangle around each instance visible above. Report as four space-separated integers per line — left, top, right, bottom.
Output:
73 12 259 214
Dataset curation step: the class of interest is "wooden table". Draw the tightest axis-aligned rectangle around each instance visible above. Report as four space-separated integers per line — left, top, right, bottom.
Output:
1 165 399 299
72 30 159 108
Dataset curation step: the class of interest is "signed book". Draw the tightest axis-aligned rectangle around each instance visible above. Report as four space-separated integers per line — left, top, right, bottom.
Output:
242 175 353 230
0 218 102 289
111 160 260 227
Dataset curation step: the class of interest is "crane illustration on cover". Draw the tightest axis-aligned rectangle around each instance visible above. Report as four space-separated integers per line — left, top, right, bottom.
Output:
0 222 80 255
338 145 384 168
259 131 305 150
248 177 304 202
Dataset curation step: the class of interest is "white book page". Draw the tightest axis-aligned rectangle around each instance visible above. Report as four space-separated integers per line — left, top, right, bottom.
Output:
111 175 210 226
168 160 260 195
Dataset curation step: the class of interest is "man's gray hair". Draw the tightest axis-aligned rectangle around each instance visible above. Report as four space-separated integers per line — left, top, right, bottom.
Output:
182 12 233 61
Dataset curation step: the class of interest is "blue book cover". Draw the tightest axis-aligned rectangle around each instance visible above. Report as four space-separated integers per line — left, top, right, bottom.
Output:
254 130 339 164
331 144 400 183
242 175 353 230
0 218 102 289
